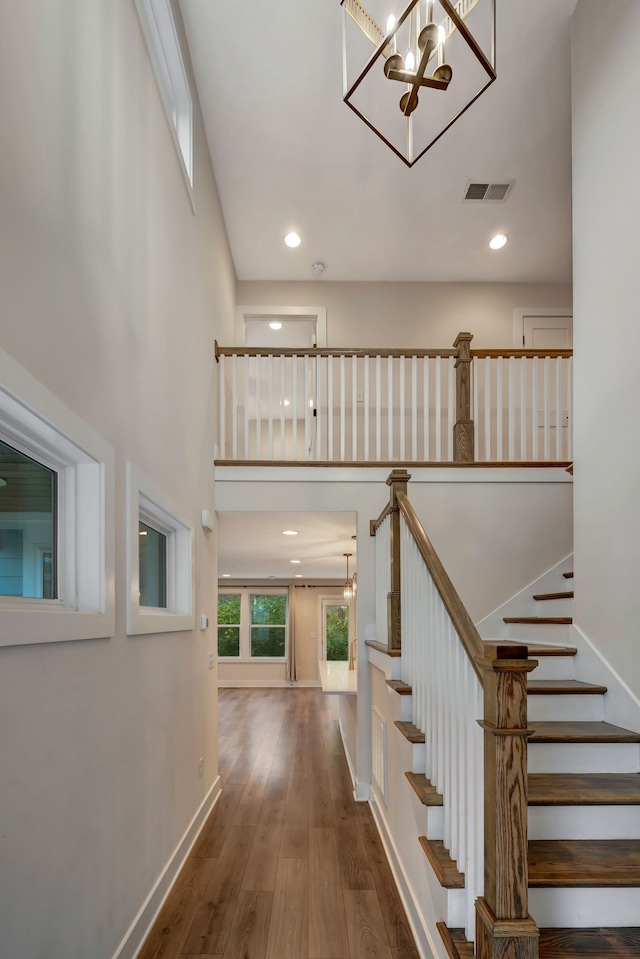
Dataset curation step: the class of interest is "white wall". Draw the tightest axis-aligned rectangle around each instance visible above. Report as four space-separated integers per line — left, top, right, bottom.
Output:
236 280 572 349
0 2 235 957
572 0 640 701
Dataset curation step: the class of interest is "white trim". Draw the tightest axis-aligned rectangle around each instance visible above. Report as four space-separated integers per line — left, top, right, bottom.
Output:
215 465 573 485
133 0 195 210
512 306 573 348
235 306 328 347
217 678 321 688
112 776 222 959
369 794 439 959
126 463 194 635
0 347 115 645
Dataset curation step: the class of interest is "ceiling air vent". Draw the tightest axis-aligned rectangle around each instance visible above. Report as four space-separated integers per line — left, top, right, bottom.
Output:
464 181 514 201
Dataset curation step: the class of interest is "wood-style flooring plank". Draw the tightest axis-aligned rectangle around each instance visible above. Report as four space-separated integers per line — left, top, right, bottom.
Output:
344 889 393 959
257 798 285 827
220 890 273 959
241 824 283 891
192 784 245 859
137 856 216 959
336 820 376 890
265 858 309 959
309 827 350 958
361 821 418 954
182 825 256 955
233 767 271 827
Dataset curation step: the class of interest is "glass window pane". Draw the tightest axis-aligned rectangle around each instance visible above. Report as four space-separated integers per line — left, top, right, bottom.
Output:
218 626 240 657
0 438 57 598
251 626 285 658
139 521 167 607
251 594 286 625
326 604 349 661
218 593 240 625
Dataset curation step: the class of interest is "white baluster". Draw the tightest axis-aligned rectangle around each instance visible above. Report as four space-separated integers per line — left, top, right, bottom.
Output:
232 354 238 459
484 356 491 461
532 356 539 460
508 357 515 461
280 354 286 459
244 353 250 460
352 355 358 461
423 357 430 461
411 355 418 460
267 354 273 460
328 355 334 462
219 353 226 459
292 354 298 459
376 355 382 461
399 356 406 460
256 353 262 459
340 354 346 462
387 356 394 459
364 356 370 461
555 356 562 459
543 355 550 460
447 357 454 461
435 357 442 462
520 356 527 460
496 357 503 462
473 357 479 460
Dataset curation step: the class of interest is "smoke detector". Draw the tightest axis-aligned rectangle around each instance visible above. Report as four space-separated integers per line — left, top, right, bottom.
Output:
311 261 326 276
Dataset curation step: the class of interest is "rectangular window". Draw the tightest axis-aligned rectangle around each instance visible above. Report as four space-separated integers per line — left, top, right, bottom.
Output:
217 593 241 657
138 521 167 608
0 438 58 599
126 464 193 635
217 589 287 661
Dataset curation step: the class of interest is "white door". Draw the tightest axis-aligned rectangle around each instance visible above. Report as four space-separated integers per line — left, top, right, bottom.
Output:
515 309 573 349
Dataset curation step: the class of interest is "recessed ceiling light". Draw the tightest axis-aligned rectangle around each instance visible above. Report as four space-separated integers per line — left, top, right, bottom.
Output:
489 233 507 250
282 530 298 536
269 321 283 330
284 232 301 248
221 573 231 578
294 574 303 578
290 559 302 564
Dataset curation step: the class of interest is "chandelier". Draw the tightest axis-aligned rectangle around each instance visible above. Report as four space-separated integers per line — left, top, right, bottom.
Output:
341 0 496 166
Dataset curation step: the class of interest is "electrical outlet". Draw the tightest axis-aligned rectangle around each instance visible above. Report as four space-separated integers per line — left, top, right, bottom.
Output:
198 757 204 779
208 653 215 670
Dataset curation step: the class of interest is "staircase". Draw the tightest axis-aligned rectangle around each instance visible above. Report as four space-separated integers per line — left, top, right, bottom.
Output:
391 569 640 958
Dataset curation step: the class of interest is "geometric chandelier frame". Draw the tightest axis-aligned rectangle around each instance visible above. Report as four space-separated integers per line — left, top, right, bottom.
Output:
341 0 496 167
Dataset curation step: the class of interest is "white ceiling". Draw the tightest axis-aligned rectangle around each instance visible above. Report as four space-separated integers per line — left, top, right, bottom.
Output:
180 0 576 284
217 511 357 581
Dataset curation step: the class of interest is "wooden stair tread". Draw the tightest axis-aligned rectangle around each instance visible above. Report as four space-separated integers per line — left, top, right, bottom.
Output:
529 839 640 887
418 837 465 888
527 680 607 695
486 640 577 657
405 771 443 806
528 721 640 743
436 923 474 959
529 773 640 805
503 616 572 624
563 571 574 579
365 639 401 657
538 927 640 958
386 679 412 695
394 720 425 744
533 590 574 601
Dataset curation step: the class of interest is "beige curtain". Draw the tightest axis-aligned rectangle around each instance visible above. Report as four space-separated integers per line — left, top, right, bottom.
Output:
286 585 297 682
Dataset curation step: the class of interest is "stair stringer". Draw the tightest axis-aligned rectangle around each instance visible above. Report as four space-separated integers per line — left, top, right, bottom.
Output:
476 554 573 640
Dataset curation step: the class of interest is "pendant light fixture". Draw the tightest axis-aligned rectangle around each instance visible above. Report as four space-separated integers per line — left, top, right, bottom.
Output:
341 0 496 166
343 552 354 600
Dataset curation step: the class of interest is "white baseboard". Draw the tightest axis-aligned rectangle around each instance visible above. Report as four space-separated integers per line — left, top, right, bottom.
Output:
217 679 320 688
112 776 222 959
369 794 442 959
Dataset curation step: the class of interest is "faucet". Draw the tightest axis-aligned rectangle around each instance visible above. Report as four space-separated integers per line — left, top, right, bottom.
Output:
349 635 357 671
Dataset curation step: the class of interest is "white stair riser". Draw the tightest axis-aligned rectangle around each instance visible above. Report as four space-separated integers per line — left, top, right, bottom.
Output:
529 887 640 928
446 888 466 930
527 694 604 722
528 656 576 681
535 598 573 617
410 742 426 774
529 742 640 774
504 623 572 643
529 804 640 840
426 806 444 841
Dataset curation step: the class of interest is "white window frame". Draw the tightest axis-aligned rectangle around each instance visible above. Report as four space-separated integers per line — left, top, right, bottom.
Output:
126 464 193 635
134 0 194 202
217 587 288 662
317 594 353 661
0 347 114 647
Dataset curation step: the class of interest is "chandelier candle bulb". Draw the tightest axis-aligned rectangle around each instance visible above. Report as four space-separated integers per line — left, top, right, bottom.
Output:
438 24 446 66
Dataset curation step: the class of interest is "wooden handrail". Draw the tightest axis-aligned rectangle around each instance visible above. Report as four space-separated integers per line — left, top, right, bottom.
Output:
395 489 486 683
370 501 393 536
472 348 572 359
215 343 458 360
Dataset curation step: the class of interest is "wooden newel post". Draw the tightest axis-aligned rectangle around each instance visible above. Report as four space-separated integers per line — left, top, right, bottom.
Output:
453 332 474 463
475 645 539 959
386 469 411 651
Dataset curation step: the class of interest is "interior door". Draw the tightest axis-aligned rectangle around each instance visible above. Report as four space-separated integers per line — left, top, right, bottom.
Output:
521 312 573 349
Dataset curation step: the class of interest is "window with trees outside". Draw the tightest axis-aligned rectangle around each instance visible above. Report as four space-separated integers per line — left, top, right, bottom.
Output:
218 589 287 660
322 600 350 661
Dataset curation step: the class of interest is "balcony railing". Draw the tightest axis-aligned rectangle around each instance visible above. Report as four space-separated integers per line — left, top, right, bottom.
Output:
215 334 572 465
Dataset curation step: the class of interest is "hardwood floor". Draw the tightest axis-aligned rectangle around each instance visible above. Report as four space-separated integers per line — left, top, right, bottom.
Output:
138 687 419 959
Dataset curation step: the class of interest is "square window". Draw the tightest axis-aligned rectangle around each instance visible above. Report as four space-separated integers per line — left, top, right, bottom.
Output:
138 521 167 608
